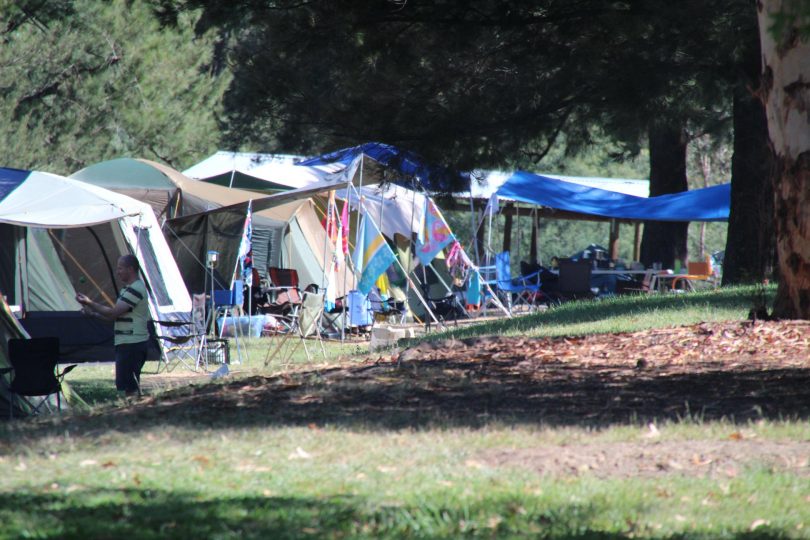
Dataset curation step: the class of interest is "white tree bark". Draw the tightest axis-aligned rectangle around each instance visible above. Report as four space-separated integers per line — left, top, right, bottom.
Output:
758 0 810 318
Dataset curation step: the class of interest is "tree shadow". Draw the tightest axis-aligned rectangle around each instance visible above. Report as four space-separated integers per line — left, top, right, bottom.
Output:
8 352 810 440
0 488 792 539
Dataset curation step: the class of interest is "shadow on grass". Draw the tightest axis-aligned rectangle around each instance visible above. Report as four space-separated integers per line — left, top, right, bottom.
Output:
5 285 801 438
0 488 791 539
9 355 809 438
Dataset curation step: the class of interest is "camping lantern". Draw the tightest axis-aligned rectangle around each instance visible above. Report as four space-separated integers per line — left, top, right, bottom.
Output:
206 250 219 268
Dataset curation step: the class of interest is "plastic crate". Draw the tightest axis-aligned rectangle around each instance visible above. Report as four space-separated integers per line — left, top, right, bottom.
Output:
205 339 230 365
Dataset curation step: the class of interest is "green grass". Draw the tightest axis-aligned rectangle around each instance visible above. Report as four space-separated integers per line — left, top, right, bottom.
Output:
4 284 807 539
414 284 773 343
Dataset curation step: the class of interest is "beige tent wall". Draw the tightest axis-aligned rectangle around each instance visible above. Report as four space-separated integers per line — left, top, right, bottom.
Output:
279 199 354 297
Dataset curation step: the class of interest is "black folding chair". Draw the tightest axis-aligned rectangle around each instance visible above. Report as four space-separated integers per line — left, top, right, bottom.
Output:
556 258 596 302
5 337 76 418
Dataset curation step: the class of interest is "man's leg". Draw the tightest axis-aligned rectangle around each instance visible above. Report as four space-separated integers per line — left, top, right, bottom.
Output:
115 342 148 396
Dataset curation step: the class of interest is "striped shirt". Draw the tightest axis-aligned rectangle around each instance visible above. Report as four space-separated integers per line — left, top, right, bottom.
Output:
114 279 149 346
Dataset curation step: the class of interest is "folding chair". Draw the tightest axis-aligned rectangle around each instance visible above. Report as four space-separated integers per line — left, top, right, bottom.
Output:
151 293 208 372
263 291 327 368
494 251 542 313
262 267 303 331
670 258 717 291
621 269 658 295
368 287 404 325
5 337 76 418
556 258 596 302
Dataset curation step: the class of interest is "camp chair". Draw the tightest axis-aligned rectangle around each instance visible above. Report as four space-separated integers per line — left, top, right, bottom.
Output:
5 337 76 418
263 291 326 368
670 258 716 291
262 267 303 330
620 269 658 295
368 287 404 325
151 293 208 372
555 258 595 302
494 251 542 313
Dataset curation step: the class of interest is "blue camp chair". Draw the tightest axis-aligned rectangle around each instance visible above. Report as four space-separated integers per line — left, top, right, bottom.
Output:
494 251 542 313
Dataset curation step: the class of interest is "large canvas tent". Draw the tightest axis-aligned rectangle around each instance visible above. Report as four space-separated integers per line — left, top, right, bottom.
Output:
70 158 349 297
183 151 334 193
0 168 191 363
0 292 30 416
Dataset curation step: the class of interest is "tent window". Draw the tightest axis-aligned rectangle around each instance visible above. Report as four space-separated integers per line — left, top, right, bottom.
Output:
133 227 172 307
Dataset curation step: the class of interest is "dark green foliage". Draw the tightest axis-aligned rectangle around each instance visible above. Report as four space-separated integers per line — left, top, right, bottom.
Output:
0 0 228 173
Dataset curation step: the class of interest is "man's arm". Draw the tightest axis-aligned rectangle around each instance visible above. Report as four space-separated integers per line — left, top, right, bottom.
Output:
76 293 131 321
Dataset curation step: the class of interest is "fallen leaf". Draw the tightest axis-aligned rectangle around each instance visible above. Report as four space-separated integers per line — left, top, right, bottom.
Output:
750 519 769 531
643 423 660 438
288 447 312 460
729 432 744 441
487 515 503 528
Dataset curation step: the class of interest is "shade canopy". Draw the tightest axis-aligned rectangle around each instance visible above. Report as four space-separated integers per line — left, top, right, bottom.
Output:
496 171 730 222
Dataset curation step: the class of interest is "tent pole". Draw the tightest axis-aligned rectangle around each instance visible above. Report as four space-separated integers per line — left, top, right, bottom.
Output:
402 179 419 324
340 179 352 342
486 196 495 265
470 192 479 266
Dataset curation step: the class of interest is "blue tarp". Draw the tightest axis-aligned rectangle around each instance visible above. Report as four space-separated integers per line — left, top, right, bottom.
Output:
497 171 730 222
300 143 729 222
0 167 29 201
298 142 467 192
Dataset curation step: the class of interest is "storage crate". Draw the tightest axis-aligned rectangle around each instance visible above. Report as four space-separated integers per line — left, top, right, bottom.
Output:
205 339 230 365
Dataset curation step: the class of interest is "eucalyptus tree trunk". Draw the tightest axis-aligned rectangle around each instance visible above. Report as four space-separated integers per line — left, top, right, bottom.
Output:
639 123 689 269
758 1 810 318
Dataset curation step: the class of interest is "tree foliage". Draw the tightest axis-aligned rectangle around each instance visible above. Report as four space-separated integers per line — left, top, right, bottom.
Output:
0 0 229 173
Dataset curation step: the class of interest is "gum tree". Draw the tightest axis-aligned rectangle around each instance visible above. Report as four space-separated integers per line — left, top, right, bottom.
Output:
758 0 810 318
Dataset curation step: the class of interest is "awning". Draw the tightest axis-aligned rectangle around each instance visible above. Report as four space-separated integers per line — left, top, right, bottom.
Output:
496 171 730 222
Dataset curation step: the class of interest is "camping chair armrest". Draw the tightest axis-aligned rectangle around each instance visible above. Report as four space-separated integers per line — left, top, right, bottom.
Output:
58 364 78 378
151 319 194 328
515 270 541 284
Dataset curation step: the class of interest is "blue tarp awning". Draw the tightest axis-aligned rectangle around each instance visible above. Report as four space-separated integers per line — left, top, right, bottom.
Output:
496 171 730 222
299 142 468 192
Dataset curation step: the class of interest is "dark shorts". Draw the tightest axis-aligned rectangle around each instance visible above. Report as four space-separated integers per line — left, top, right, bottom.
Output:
115 341 148 392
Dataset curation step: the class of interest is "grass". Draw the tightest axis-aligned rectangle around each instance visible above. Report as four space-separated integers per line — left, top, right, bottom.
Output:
4 284 808 539
413 284 774 343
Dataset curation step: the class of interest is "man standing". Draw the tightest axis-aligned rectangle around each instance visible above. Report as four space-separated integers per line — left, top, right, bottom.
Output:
76 254 149 397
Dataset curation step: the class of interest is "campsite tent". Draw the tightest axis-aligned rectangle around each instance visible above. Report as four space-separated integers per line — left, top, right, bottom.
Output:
0 167 192 363
164 196 355 297
70 158 351 297
0 291 30 416
183 151 334 193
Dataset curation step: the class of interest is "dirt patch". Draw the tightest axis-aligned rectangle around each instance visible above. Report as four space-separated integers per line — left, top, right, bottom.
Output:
482 440 810 479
